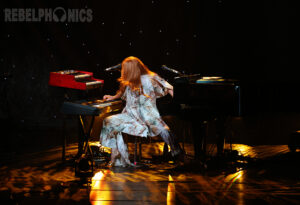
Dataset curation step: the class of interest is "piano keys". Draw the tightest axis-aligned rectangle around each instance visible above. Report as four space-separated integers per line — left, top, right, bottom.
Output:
61 99 124 116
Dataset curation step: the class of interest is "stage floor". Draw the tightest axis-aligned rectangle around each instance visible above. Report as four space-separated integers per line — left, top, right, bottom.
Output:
1 142 300 205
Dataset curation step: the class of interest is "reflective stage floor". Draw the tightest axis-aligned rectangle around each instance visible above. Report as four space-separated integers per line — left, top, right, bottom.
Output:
1 142 300 205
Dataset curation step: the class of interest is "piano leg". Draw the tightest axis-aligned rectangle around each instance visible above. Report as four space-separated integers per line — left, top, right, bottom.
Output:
215 116 226 156
192 120 207 160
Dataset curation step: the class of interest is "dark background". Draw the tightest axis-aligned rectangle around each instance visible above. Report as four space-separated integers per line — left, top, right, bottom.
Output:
0 0 299 154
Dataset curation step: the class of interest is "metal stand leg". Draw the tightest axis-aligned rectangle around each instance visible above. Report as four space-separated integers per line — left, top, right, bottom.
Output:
134 137 137 164
133 136 143 164
139 138 142 162
75 115 96 175
62 117 66 162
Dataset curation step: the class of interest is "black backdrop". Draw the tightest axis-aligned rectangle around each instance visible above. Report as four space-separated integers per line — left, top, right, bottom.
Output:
0 0 299 152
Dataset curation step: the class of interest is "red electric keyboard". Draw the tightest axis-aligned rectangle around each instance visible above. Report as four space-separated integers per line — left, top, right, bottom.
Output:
48 69 123 171
48 70 104 90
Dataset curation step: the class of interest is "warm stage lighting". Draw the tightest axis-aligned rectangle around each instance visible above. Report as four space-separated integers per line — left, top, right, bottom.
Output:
92 171 104 181
167 175 175 204
90 170 113 204
231 144 257 158
223 170 244 191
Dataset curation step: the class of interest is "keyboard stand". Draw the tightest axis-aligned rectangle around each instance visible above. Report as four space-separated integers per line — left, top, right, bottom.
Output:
74 115 95 177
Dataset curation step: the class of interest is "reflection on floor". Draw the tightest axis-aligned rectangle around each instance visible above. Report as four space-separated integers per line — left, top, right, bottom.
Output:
0 142 300 205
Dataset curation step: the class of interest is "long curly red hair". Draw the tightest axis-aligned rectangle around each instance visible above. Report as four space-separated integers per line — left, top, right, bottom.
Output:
118 56 154 93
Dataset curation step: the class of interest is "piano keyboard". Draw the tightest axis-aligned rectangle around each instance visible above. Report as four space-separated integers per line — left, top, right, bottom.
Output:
61 99 124 116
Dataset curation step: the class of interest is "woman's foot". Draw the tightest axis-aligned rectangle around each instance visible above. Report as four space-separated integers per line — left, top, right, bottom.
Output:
172 148 185 162
107 161 114 167
124 158 135 167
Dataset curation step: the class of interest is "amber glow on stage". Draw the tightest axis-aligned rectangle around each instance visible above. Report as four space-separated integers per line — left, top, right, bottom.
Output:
231 144 256 157
90 170 113 204
167 175 175 204
222 170 245 204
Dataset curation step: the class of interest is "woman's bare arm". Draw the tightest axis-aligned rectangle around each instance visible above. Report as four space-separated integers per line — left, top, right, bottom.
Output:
103 90 123 101
168 88 173 97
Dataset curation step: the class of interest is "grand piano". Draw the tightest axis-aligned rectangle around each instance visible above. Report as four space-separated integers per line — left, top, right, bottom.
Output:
158 66 241 159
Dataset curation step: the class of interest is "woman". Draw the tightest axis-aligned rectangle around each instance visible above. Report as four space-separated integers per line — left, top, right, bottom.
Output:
100 56 181 167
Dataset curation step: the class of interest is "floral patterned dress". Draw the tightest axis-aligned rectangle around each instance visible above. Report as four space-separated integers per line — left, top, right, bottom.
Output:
99 74 173 165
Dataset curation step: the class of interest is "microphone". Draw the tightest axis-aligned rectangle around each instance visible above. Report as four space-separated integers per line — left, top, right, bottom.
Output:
105 63 121 72
161 65 182 75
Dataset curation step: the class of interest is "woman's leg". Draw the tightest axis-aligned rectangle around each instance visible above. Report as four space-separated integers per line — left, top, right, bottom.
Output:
100 116 121 166
109 147 120 165
160 129 182 156
100 114 136 166
106 132 132 167
116 132 133 166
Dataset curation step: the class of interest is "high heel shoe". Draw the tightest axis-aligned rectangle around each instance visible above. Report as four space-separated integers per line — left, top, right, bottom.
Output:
172 148 185 162
107 160 114 167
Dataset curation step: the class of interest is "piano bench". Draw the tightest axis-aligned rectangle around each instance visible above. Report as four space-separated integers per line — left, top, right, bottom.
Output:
133 136 142 164
123 134 143 164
